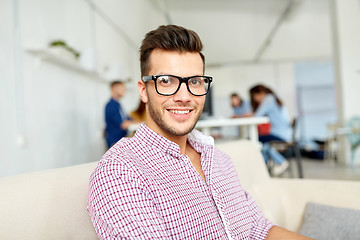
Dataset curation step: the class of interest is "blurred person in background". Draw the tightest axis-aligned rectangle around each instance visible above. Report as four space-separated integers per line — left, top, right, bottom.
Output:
104 80 133 148
130 100 146 122
249 84 291 175
230 92 252 138
230 92 251 117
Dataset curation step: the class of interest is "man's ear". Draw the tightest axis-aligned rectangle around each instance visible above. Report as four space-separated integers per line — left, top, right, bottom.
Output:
137 80 148 103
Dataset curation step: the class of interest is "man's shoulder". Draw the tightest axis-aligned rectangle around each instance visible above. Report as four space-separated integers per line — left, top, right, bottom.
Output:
105 99 115 111
106 98 118 106
213 146 231 160
212 145 242 180
101 137 136 160
104 137 139 160
96 135 163 171
88 138 156 201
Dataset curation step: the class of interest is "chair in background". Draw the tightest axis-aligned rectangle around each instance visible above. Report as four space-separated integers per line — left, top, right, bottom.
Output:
323 117 360 167
346 116 360 166
267 118 304 178
324 122 339 163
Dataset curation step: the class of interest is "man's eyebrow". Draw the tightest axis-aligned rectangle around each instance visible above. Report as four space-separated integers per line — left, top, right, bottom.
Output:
155 73 206 77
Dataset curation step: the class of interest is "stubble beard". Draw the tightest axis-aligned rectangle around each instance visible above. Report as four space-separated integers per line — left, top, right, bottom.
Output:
147 97 203 137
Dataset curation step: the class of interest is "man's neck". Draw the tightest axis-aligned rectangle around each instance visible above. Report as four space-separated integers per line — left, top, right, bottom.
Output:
144 123 189 154
159 129 204 181
172 135 189 155
111 96 119 101
161 131 189 155
142 123 205 181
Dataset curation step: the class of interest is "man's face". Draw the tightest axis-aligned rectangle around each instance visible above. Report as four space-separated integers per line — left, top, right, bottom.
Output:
112 83 126 99
138 49 206 139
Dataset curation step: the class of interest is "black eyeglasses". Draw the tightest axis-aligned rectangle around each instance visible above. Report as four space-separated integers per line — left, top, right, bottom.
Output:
142 75 213 96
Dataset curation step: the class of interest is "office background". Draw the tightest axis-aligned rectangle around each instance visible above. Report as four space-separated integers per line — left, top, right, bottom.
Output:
1 0 360 177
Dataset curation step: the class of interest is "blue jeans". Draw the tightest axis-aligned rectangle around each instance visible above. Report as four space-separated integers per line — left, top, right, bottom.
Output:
259 134 284 143
259 134 286 165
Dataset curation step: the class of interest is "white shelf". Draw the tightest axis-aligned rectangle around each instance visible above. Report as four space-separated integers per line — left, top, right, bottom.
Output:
26 48 108 82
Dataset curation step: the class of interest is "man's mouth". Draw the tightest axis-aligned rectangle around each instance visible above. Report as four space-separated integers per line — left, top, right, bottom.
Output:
168 109 191 115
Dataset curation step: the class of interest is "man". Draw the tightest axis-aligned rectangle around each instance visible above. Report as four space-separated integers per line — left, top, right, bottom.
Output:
88 25 311 239
104 81 133 148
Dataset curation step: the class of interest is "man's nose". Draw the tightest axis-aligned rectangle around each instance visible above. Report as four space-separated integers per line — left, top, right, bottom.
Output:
173 82 191 102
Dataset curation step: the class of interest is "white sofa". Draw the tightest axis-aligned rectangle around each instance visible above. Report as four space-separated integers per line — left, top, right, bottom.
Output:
0 140 359 239
217 140 360 232
0 161 98 239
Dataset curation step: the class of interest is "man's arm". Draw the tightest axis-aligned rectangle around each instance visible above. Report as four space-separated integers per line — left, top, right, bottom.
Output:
88 159 171 239
121 119 133 130
266 226 314 240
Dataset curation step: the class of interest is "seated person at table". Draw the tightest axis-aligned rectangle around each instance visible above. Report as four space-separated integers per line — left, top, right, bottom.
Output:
230 92 251 117
88 24 311 240
249 84 291 175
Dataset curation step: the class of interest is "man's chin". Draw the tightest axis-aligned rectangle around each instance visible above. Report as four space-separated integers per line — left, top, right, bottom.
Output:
147 104 203 138
166 123 196 137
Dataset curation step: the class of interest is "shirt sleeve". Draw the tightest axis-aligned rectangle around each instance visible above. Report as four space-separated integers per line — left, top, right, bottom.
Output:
254 94 277 117
87 158 171 239
245 191 274 239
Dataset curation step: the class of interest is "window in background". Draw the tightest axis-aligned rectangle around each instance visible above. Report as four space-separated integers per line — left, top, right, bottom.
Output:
294 61 337 153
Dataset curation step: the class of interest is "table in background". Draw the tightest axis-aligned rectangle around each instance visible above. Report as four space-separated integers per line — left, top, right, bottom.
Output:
196 117 269 143
128 117 269 143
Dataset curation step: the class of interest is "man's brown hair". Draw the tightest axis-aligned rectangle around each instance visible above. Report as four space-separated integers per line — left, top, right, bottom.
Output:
139 25 205 77
110 80 124 88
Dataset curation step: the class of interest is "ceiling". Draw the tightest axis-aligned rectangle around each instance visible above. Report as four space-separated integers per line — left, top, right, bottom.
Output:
151 0 332 67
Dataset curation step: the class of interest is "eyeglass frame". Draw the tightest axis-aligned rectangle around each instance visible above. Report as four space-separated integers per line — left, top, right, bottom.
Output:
142 74 213 96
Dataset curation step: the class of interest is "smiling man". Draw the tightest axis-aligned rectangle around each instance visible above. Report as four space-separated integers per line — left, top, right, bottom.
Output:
87 25 311 240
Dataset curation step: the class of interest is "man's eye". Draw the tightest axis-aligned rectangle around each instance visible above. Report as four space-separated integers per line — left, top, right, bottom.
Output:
159 77 172 85
189 79 202 86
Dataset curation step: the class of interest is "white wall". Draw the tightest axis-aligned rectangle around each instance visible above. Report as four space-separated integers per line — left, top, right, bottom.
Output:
332 0 360 165
0 0 165 177
334 0 360 120
0 0 17 175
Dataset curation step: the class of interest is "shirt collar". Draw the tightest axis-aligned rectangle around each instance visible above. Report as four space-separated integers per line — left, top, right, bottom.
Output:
188 128 214 146
134 123 214 156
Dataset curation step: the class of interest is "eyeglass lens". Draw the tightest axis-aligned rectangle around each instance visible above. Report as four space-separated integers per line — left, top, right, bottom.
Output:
156 75 210 96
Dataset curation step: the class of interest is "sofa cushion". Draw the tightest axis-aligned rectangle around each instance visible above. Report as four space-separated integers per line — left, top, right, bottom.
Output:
0 162 98 240
299 202 360 240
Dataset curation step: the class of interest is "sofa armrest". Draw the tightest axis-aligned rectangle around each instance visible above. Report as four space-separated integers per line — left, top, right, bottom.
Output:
216 139 360 233
0 162 98 240
272 178 360 232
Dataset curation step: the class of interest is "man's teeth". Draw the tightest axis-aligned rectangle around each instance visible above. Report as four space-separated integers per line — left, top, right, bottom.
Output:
169 110 190 115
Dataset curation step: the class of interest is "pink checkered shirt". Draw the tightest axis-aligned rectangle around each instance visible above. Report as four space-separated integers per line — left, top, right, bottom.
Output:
88 123 273 239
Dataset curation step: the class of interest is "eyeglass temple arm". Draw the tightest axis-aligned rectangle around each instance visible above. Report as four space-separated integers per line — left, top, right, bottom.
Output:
142 76 153 82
